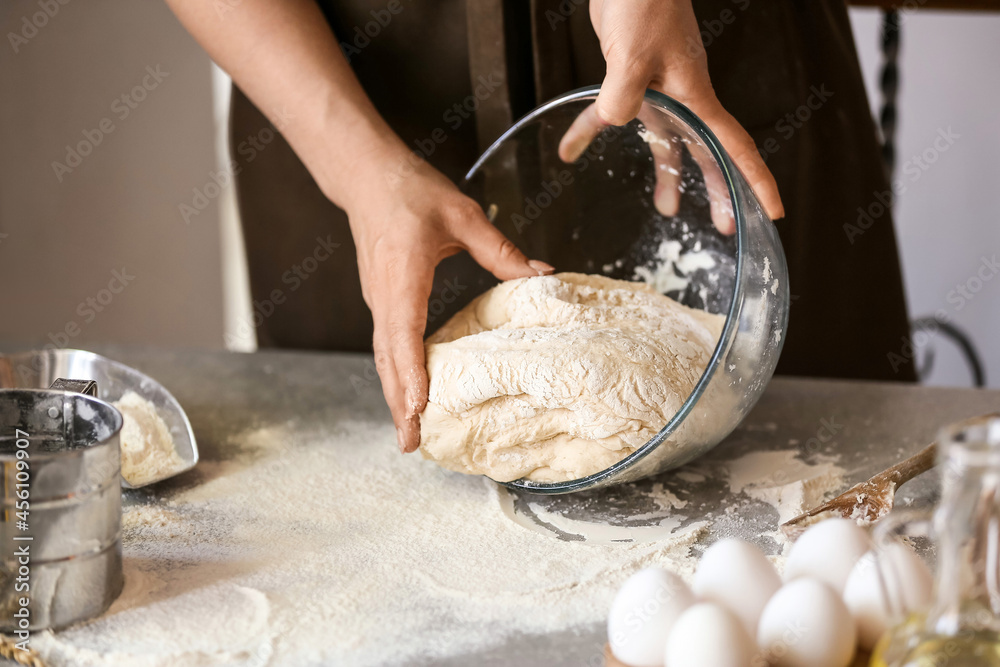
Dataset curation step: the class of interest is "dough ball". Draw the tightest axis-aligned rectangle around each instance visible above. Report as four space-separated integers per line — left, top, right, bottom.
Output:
419 273 724 482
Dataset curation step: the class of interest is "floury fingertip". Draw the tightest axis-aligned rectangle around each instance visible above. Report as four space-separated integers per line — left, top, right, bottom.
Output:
528 259 555 276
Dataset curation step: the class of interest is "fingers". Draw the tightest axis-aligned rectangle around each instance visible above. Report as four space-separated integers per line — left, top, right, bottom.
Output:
558 104 608 163
688 142 737 235
560 105 683 218
455 204 554 281
687 98 785 222
372 257 434 454
636 112 684 217
372 341 409 452
595 53 651 126
652 142 683 217
594 53 783 226
729 130 785 221
366 196 554 456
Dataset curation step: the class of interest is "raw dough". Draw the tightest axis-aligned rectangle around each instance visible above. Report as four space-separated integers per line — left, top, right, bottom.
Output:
419 273 725 482
113 391 185 486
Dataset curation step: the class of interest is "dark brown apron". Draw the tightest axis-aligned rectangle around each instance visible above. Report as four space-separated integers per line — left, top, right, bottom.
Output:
230 0 916 382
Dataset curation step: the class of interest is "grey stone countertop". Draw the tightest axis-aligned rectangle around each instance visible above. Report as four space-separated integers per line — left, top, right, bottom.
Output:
28 346 1000 665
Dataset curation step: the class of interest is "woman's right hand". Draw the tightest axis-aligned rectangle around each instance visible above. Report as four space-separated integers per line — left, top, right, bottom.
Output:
344 152 553 455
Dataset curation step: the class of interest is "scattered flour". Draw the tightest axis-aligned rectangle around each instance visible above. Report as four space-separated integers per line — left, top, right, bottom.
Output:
633 239 718 296
30 404 848 667
522 500 707 546
121 504 183 533
34 421 711 667
649 482 688 511
724 450 846 525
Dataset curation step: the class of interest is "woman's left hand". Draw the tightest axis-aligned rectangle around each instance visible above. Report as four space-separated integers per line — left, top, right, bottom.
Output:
587 0 784 222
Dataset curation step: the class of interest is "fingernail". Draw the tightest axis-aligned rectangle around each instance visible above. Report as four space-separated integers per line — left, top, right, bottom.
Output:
396 428 406 453
528 259 555 276
407 417 422 454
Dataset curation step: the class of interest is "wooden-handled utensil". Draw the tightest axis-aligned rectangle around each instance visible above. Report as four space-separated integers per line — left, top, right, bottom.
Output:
780 442 938 535
782 412 1000 535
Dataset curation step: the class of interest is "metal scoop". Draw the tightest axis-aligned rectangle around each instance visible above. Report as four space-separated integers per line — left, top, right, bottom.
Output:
0 349 198 488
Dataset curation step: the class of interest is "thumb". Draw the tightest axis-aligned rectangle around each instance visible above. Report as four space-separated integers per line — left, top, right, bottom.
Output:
456 208 554 281
595 54 651 126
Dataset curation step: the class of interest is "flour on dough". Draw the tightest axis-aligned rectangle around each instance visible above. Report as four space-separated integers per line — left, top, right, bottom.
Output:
419 273 725 482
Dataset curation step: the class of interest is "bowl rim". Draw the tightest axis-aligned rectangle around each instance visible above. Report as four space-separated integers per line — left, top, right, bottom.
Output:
463 84 751 493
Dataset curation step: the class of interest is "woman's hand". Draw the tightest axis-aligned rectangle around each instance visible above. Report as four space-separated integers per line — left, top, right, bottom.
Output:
164 0 551 454
346 154 553 454
588 0 784 221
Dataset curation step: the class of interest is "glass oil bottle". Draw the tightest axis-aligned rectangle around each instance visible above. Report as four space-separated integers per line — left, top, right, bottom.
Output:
871 415 1000 667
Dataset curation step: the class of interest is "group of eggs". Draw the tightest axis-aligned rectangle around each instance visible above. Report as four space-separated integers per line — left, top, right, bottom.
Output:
607 518 934 667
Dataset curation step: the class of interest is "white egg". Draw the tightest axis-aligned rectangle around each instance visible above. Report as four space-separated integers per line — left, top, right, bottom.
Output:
758 577 857 667
843 543 934 650
692 538 781 636
784 518 872 593
607 567 695 667
665 602 757 667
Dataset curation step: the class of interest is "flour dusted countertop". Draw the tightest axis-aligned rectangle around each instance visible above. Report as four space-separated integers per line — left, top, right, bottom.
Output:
13 345 999 667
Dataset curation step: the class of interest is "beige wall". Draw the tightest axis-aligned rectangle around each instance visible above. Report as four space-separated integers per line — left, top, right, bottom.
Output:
0 0 226 349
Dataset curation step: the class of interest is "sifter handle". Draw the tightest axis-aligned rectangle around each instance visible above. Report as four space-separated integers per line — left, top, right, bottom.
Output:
49 378 98 396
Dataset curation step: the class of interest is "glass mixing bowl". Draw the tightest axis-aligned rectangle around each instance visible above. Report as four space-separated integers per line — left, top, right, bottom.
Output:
433 85 788 493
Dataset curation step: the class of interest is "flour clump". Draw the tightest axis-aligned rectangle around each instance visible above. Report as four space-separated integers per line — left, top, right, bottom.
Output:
419 272 725 482
113 391 185 486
